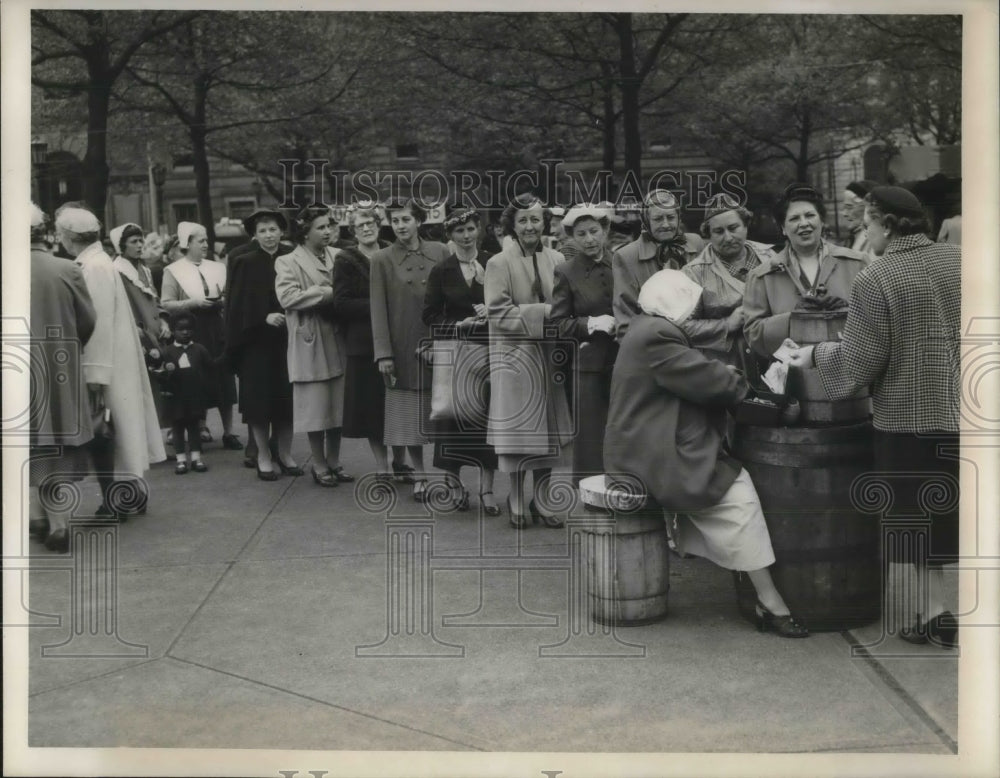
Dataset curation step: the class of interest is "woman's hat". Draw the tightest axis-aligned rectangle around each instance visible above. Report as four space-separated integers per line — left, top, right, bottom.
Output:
562 203 614 231
242 208 287 236
110 222 144 254
177 221 204 249
868 186 926 218
702 193 743 223
845 180 878 199
55 207 100 234
638 269 703 325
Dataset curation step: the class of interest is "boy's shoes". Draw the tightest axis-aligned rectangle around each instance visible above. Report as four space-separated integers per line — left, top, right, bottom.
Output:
191 460 208 473
175 462 189 475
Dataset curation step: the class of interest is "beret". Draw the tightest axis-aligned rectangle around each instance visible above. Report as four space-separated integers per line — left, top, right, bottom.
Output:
868 186 925 218
562 203 614 231
702 192 745 223
55 207 100 234
845 179 878 199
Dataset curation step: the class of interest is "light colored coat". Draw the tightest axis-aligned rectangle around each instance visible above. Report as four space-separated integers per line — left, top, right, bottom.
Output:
484 245 573 456
274 244 345 383
75 242 166 475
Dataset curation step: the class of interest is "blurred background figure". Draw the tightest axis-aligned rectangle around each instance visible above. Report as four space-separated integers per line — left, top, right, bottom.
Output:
842 180 877 255
683 232 705 264
29 202 97 553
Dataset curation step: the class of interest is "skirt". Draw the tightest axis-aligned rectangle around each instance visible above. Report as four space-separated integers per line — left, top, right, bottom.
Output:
673 468 776 571
874 429 959 567
293 377 345 433
343 355 386 440
237 328 293 424
571 370 612 482
384 388 430 446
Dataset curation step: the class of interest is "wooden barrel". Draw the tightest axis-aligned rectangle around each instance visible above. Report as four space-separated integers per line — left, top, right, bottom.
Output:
733 422 881 631
578 475 670 626
788 311 871 424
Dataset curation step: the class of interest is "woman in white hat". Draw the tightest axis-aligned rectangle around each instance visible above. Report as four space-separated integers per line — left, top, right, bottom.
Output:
161 221 241 449
549 204 618 484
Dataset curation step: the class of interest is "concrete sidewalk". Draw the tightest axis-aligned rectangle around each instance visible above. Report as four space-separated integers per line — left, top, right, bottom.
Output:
25 429 958 755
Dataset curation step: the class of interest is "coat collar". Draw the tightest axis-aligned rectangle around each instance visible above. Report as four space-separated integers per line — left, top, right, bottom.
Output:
389 238 435 264
884 234 934 254
113 255 157 298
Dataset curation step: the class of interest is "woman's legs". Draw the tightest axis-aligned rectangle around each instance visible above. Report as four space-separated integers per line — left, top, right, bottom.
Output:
532 467 552 511
480 468 497 511
746 568 791 617
308 431 328 473
508 468 527 516
218 403 234 437
324 428 343 471
369 438 389 473
275 420 295 466
252 422 273 471
408 445 426 497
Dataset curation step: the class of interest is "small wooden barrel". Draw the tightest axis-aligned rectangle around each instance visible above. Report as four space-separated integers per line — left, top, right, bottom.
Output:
733 422 881 631
788 311 871 424
578 475 670 626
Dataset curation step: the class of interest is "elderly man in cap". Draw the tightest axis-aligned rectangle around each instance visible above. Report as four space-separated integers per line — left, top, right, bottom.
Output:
787 185 960 649
55 206 166 519
604 269 808 637
611 189 688 339
842 180 877 255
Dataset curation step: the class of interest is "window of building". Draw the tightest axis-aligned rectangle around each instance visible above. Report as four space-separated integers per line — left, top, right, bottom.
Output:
226 198 258 220
172 201 198 225
396 143 420 161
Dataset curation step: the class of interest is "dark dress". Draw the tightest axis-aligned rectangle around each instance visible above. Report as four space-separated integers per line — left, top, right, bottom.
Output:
422 252 498 471
159 343 216 422
550 248 619 482
224 242 294 424
332 244 388 440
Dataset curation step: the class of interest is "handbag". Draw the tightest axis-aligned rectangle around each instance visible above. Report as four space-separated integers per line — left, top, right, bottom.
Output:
90 396 115 442
429 339 491 425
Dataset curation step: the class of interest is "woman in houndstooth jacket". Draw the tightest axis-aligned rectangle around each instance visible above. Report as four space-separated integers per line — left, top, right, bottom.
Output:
788 186 961 649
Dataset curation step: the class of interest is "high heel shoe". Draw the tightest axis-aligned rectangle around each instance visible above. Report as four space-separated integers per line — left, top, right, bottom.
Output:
528 498 564 529
929 611 958 648
257 465 279 482
754 601 809 638
507 496 529 529
479 491 502 517
311 466 339 487
277 461 305 477
451 486 470 511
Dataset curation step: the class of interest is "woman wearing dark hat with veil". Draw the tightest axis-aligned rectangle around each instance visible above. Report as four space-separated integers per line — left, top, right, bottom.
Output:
224 208 300 479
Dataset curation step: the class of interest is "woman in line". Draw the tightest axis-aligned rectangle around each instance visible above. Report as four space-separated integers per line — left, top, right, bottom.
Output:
680 193 772 367
161 221 242 450
55 206 166 519
788 186 960 647
605 269 808 637
332 204 416 484
225 208 299 480
275 206 352 487
29 203 97 552
485 194 573 528
422 206 501 514
549 204 618 485
743 184 869 360
370 199 451 501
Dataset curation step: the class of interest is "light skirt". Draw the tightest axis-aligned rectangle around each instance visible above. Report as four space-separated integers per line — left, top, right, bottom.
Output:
672 469 776 571
293 377 344 433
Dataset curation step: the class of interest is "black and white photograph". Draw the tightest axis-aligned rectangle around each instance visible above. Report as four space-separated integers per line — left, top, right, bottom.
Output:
3 0 998 776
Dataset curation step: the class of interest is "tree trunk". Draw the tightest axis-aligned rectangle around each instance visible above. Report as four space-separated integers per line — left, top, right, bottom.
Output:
615 14 643 186
796 108 812 182
190 76 215 249
601 62 616 192
82 57 112 223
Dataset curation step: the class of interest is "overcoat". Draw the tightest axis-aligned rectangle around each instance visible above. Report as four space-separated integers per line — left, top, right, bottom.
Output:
743 242 869 357
30 248 96 448
274 244 345 383
75 242 166 475
484 245 573 456
603 314 748 512
369 239 450 389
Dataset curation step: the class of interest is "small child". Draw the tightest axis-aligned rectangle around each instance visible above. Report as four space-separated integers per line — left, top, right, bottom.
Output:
159 311 216 474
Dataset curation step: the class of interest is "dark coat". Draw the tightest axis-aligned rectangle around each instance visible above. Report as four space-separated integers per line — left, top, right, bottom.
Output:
331 245 386 357
421 252 490 342
30 248 97 447
550 249 618 373
159 342 217 421
603 314 748 511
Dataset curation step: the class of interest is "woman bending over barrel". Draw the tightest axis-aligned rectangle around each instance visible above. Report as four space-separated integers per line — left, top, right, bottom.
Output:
603 270 808 638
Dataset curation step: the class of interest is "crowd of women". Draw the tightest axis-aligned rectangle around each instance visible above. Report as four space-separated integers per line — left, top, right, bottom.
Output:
27 178 961 646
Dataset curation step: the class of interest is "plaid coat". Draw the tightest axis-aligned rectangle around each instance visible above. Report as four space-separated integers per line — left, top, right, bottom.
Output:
814 234 961 433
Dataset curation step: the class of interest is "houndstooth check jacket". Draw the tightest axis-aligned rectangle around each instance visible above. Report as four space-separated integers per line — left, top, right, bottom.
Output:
814 234 961 433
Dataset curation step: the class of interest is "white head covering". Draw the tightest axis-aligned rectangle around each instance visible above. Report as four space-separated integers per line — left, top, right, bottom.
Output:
638 269 703 325
55 207 101 234
562 203 614 232
109 222 143 255
177 221 204 249
30 202 46 228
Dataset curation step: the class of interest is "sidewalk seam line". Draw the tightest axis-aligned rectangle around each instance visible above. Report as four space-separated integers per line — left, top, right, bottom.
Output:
163 654 485 751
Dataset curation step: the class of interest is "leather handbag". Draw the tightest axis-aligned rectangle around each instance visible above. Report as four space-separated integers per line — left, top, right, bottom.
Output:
429 339 490 425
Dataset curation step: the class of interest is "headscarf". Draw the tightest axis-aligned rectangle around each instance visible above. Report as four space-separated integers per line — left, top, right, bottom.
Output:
110 222 144 255
177 221 204 250
638 269 703 325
